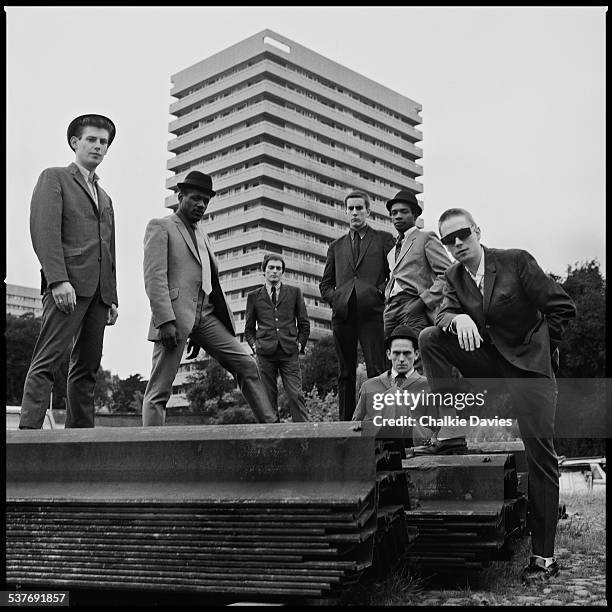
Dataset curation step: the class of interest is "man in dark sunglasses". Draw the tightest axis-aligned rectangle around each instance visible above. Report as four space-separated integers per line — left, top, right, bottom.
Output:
416 207 576 584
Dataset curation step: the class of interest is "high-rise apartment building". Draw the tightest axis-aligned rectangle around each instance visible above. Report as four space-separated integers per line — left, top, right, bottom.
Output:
165 29 423 405
6 283 43 318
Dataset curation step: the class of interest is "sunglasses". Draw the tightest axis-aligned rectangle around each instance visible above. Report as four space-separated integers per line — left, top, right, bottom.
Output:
440 227 473 246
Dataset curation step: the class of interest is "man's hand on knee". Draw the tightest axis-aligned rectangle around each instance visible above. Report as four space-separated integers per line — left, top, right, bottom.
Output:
451 314 483 351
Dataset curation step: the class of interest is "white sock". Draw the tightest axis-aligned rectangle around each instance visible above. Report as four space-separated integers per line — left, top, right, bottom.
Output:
533 555 555 567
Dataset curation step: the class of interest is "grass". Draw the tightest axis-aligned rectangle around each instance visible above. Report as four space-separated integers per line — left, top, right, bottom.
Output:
349 489 606 605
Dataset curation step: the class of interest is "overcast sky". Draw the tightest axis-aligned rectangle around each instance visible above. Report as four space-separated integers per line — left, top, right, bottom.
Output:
6 6 605 379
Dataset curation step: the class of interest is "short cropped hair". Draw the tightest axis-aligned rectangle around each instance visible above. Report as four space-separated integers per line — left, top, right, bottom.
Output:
438 208 477 233
344 190 371 210
261 253 286 272
71 116 116 145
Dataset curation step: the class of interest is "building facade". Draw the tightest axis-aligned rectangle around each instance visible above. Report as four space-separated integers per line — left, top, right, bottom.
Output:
6 283 43 318
165 29 423 406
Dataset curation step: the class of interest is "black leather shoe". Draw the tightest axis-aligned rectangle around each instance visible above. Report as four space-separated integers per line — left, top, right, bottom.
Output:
521 557 559 584
412 437 468 456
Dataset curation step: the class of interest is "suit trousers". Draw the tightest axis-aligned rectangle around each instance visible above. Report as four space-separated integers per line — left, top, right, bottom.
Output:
20 289 108 429
383 292 431 338
257 345 309 422
419 326 559 557
333 294 386 421
142 307 278 426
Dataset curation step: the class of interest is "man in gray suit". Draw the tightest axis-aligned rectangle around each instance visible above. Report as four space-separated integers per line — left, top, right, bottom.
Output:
20 114 118 429
141 170 278 426
384 190 451 338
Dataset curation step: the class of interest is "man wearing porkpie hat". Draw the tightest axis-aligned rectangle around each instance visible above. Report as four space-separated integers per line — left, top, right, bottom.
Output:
384 190 451 339
20 114 118 429
141 170 278 425
352 325 434 444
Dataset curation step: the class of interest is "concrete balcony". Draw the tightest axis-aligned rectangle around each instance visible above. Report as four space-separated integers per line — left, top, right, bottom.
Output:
170 58 422 141
209 228 330 259
168 118 422 185
168 98 422 167
169 79 422 158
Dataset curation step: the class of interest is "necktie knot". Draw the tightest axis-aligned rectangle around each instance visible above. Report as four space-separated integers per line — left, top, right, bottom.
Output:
395 373 407 385
394 233 404 261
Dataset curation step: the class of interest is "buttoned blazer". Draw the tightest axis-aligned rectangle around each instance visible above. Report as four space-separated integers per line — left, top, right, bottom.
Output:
244 284 310 356
385 228 452 321
143 213 235 342
29 163 117 306
319 227 395 321
436 246 576 377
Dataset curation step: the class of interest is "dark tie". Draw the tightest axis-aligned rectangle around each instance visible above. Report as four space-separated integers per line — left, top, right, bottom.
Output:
352 232 360 263
395 233 404 261
395 373 407 386
271 286 277 305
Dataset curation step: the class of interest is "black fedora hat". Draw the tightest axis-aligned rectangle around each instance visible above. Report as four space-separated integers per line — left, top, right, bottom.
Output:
67 114 116 150
177 170 216 197
385 325 419 351
385 189 422 215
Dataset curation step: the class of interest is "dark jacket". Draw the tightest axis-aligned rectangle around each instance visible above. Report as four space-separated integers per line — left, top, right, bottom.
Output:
319 226 395 321
244 284 310 356
436 246 576 377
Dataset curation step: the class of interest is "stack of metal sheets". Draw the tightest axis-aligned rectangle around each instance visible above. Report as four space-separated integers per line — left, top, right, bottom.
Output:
402 453 527 572
6 423 415 602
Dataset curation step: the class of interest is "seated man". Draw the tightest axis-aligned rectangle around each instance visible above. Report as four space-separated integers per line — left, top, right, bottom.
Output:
417 207 576 583
352 325 433 444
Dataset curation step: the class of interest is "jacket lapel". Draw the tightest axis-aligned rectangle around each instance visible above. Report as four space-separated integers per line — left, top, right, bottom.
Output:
342 234 356 271
392 231 417 271
275 284 286 307
482 246 497 314
70 164 99 217
378 371 394 391
173 215 201 264
355 228 374 268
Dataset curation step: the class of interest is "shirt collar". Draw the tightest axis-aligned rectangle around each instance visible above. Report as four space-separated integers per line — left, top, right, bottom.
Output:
351 225 368 239
464 246 485 281
390 367 415 380
74 161 97 184
265 281 282 295
398 225 418 240
177 210 197 231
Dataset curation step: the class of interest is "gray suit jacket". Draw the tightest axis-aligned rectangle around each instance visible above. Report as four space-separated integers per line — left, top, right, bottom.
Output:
143 213 235 342
29 163 117 306
385 228 451 321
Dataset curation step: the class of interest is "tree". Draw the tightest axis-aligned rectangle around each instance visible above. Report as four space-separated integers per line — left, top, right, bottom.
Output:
6 313 41 405
554 260 606 458
93 367 115 411
110 374 147 413
301 335 338 396
185 358 241 420
557 259 605 378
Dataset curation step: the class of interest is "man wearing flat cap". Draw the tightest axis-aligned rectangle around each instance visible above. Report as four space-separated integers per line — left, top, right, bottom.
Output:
141 170 278 425
20 113 118 429
319 190 395 421
384 189 451 339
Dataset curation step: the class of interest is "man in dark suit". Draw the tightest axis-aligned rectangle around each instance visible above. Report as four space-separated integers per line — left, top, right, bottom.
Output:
417 207 576 583
319 190 395 421
384 190 451 337
141 170 278 426
20 114 118 429
245 254 310 421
